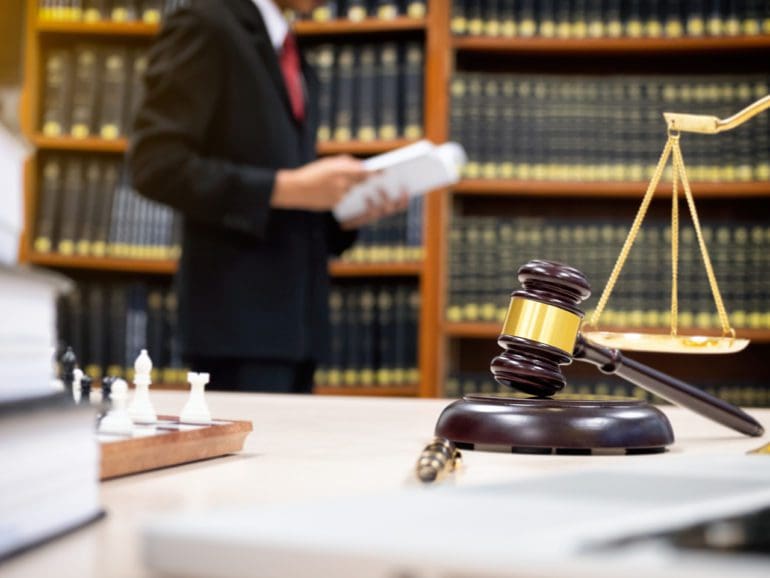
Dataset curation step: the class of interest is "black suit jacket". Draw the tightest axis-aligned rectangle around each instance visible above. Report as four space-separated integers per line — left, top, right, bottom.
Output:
129 0 355 362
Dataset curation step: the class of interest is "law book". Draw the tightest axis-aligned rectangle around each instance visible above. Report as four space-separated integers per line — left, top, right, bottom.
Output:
325 287 345 387
141 0 163 23
358 286 376 386
0 393 102 562
333 140 466 221
500 0 516 36
146 287 166 383
376 0 399 19
82 0 109 21
518 0 536 36
686 0 707 35
375 286 393 385
91 160 119 257
346 0 367 20
99 47 129 139
342 287 360 386
41 49 74 137
450 0 467 35
482 0 501 36
56 156 85 256
332 45 354 142
406 0 426 19
111 0 139 21
34 156 63 254
465 0 483 35
401 42 423 140
83 282 105 379
308 44 334 142
69 45 100 138
126 50 148 137
312 0 337 21
625 0 644 37
392 286 408 385
76 158 101 256
107 284 128 378
377 42 399 140
354 45 377 142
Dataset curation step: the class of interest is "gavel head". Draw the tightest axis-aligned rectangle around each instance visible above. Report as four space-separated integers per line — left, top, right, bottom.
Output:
490 260 591 397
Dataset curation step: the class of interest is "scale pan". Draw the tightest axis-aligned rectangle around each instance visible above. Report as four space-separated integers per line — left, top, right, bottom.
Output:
582 331 750 354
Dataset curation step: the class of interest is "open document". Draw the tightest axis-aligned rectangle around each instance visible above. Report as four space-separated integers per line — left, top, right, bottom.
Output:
333 140 467 222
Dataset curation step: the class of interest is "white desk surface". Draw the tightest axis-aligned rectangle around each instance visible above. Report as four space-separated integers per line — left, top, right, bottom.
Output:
4 392 770 578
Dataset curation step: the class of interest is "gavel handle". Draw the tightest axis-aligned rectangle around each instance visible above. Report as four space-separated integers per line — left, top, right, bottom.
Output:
574 335 764 437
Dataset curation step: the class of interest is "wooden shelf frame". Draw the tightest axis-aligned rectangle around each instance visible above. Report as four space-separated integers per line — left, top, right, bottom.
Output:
25 252 421 278
36 20 160 36
294 16 426 36
453 34 770 54
455 179 770 198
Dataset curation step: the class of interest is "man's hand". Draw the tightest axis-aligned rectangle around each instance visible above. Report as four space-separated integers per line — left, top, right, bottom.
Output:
272 155 368 211
340 189 410 231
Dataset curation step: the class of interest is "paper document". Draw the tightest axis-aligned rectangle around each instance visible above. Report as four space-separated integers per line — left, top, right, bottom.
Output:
333 140 467 221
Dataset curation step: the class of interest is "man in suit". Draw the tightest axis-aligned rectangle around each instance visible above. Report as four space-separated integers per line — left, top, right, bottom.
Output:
130 0 402 393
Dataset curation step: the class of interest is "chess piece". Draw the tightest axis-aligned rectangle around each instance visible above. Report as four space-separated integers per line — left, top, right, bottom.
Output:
98 379 134 435
80 374 92 406
60 346 77 395
180 372 212 425
128 349 157 424
101 376 114 408
72 368 83 404
435 260 763 453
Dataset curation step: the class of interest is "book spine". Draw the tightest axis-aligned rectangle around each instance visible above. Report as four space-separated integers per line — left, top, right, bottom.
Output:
41 49 74 137
56 156 85 256
333 45 355 142
377 42 399 140
99 47 129 139
34 156 63 254
401 42 423 140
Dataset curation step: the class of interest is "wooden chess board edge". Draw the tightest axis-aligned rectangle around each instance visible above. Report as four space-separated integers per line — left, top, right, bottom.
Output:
99 417 253 480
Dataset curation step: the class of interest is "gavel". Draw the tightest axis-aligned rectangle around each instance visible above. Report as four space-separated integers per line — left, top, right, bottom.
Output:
490 260 763 437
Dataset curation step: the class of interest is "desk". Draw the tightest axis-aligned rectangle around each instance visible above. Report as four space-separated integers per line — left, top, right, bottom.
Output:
3 392 769 578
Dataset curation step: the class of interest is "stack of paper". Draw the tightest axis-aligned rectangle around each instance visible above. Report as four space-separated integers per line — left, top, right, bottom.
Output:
0 265 70 403
333 140 467 221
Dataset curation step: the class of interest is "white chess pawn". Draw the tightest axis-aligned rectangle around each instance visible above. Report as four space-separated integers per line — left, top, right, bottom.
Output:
72 368 83 404
128 349 157 424
180 372 211 425
98 379 134 435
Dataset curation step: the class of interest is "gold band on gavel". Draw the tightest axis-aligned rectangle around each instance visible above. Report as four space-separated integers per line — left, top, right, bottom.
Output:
501 297 582 354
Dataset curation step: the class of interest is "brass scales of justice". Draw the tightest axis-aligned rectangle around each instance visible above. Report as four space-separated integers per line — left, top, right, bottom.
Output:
434 96 769 455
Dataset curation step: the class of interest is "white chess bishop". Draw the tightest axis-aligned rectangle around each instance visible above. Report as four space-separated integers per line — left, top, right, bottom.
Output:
128 349 157 424
180 372 211 425
98 379 134 436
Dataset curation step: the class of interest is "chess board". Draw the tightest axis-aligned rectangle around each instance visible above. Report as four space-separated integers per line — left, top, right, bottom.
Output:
98 416 252 480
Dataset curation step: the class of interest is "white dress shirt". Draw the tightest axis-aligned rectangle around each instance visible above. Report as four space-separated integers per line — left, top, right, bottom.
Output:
251 0 290 50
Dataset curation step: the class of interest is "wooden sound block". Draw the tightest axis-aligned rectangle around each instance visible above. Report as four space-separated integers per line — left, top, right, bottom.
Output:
99 416 252 480
435 394 674 454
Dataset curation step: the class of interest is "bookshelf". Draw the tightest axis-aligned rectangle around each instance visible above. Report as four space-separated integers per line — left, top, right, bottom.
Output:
422 1 770 403
20 1 770 404
20 0 432 395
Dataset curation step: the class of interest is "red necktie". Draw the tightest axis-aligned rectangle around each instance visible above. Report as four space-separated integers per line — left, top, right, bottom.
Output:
279 33 305 123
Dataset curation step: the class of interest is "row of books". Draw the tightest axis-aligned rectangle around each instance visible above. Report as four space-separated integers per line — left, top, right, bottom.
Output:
307 42 423 143
56 280 186 384
37 0 185 23
451 0 770 38
444 371 770 408
40 45 146 139
315 283 420 387
340 198 423 263
303 0 427 21
447 216 770 329
34 154 182 261
451 72 770 183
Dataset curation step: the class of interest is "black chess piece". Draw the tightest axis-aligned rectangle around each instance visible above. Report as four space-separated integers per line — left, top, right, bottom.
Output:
60 346 77 395
101 376 115 409
80 374 92 405
435 260 763 454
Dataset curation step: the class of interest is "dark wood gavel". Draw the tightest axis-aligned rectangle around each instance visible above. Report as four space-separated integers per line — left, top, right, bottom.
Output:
490 260 764 437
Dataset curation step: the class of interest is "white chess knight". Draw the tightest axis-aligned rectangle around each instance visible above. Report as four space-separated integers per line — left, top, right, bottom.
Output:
128 349 157 424
180 372 211 425
98 379 134 435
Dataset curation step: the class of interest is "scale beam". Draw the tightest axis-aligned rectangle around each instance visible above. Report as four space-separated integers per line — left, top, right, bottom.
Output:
664 94 770 134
